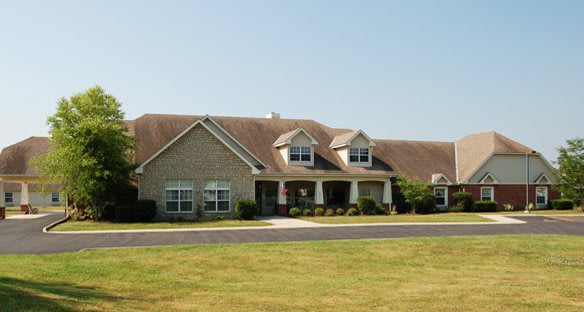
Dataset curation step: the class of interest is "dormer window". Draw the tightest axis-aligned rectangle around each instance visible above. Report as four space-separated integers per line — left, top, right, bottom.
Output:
349 147 369 163
290 146 312 162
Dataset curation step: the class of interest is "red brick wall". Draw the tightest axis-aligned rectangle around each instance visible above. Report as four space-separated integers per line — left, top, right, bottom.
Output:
463 184 560 209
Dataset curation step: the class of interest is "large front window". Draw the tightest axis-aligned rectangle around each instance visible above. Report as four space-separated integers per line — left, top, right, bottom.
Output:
349 148 369 163
290 146 311 162
536 187 548 208
481 187 494 201
434 187 447 207
204 180 231 212
166 180 193 213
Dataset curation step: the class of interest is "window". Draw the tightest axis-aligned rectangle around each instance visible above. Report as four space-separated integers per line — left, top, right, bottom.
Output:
165 180 193 213
359 188 371 197
349 148 369 163
204 180 230 212
434 187 447 207
536 187 548 208
481 187 494 201
5 192 13 204
51 192 60 203
290 146 311 162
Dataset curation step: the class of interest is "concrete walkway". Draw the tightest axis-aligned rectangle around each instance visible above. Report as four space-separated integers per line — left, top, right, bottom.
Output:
1 213 583 254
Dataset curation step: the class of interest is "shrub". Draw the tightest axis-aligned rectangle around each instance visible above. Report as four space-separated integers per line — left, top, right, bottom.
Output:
325 208 334 216
347 208 360 216
115 205 133 222
375 205 387 215
214 215 225 221
235 199 257 220
289 207 300 217
133 200 157 222
389 204 398 215
503 203 515 212
448 205 464 213
452 192 473 212
392 191 410 214
551 199 574 210
336 208 345 216
357 196 378 215
302 208 312 216
416 194 436 214
472 201 497 212
68 206 91 221
314 208 325 216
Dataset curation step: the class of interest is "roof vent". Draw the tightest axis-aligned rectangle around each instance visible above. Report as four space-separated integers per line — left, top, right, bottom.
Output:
265 112 280 119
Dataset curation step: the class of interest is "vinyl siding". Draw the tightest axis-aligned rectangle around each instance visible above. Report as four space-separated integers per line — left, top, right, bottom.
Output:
468 154 557 184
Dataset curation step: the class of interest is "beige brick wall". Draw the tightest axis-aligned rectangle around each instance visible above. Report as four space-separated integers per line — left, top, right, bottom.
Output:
139 124 255 220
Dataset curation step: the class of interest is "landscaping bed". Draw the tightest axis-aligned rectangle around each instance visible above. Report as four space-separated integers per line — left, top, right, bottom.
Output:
299 213 492 224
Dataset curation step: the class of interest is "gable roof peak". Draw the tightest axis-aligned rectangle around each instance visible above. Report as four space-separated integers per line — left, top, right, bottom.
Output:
272 127 319 147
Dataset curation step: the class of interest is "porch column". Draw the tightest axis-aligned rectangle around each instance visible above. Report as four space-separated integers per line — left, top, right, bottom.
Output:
382 178 393 209
315 180 324 208
349 180 359 208
277 180 287 216
21 181 30 212
0 181 5 219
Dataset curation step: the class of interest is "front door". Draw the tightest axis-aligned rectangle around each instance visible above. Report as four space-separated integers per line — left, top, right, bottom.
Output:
536 187 548 209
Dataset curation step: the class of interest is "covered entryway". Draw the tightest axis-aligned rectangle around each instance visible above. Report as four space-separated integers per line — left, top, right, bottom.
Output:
323 181 350 209
255 181 278 216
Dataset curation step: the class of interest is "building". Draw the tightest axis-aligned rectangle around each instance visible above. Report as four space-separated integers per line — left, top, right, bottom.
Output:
0 113 559 217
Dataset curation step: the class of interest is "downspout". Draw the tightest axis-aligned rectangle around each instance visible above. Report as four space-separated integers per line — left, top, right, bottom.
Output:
525 152 530 213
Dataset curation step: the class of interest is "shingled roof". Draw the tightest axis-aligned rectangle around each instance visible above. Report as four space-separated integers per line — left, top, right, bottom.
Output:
0 114 537 184
456 131 533 183
0 137 50 176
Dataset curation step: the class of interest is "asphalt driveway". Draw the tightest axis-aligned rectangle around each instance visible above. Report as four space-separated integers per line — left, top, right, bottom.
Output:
1 213 583 255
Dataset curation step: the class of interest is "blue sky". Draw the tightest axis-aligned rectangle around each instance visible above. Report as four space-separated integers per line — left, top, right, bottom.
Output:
0 0 582 161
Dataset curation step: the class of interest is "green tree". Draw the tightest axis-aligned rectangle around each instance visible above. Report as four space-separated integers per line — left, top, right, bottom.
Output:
555 138 584 210
395 176 433 214
32 86 136 220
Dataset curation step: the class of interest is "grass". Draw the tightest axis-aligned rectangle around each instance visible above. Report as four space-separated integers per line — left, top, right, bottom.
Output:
300 213 492 224
4 206 65 215
0 235 583 311
52 219 270 232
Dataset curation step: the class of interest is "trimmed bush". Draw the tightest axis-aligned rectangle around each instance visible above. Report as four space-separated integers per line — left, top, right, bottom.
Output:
448 205 464 213
302 208 312 216
289 207 300 217
392 191 410 214
314 208 325 216
336 208 345 216
236 199 258 220
347 208 360 216
325 208 334 216
357 196 378 215
452 192 473 212
133 200 157 222
416 195 436 214
551 199 574 210
115 205 133 222
215 215 225 221
472 201 497 212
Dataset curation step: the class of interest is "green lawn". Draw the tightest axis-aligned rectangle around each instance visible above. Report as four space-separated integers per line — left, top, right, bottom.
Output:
4 206 65 215
0 235 583 311
300 213 492 224
52 219 270 231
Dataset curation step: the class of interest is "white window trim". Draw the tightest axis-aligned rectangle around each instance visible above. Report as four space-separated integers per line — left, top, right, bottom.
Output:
535 186 548 208
434 187 448 207
349 147 370 164
289 146 313 163
165 180 194 214
51 192 60 203
204 180 231 213
480 187 494 201
5 192 13 203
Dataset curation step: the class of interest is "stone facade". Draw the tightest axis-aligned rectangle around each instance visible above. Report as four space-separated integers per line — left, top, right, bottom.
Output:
139 124 255 220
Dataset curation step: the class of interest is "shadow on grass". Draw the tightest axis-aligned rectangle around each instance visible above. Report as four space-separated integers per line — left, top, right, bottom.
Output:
0 277 126 311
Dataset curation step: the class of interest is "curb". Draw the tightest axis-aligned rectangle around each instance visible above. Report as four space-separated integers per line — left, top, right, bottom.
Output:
43 216 69 233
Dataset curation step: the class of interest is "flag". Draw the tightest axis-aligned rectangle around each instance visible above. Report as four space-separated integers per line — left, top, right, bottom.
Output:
280 182 287 197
